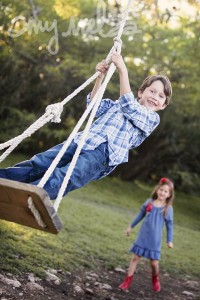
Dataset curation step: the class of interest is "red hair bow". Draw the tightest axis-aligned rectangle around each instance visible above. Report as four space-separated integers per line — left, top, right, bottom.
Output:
160 177 168 184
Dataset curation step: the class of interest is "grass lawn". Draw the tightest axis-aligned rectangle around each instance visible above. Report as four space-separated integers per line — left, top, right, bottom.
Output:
0 154 200 278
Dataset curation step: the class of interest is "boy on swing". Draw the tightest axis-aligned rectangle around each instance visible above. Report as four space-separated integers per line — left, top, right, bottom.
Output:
0 53 172 199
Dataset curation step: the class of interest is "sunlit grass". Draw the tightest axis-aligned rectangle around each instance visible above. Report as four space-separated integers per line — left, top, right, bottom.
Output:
0 154 200 278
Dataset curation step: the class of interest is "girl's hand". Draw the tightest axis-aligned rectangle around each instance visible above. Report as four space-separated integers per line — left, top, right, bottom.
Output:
125 226 132 236
111 53 127 73
168 242 173 248
96 60 109 79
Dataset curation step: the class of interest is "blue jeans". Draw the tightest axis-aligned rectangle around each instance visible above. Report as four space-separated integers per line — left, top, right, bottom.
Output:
0 142 110 200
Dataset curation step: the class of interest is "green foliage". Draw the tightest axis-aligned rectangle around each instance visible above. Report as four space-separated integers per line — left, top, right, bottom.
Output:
0 0 200 192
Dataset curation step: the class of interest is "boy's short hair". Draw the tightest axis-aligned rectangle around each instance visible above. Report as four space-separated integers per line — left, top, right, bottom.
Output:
139 75 172 105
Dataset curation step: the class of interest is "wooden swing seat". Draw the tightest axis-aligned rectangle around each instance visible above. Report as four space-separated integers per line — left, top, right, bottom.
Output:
0 178 63 234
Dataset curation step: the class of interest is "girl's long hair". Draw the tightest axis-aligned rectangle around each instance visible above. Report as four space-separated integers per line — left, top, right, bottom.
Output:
151 178 174 217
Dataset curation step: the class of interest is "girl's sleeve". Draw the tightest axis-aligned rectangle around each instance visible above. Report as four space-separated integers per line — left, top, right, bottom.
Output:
86 93 115 117
165 206 174 243
130 199 150 228
119 92 160 137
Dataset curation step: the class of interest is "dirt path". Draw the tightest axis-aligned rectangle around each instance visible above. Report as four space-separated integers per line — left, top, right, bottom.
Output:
0 263 200 300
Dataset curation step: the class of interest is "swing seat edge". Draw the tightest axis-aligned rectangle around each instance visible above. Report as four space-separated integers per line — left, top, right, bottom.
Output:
0 178 63 234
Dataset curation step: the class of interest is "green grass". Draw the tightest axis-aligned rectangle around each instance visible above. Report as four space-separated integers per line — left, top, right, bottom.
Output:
0 154 200 278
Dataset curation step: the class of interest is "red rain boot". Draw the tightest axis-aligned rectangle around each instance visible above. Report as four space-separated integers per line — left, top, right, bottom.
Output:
119 274 134 290
152 274 161 292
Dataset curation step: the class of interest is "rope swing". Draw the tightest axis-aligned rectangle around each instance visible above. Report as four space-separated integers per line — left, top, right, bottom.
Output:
0 0 132 233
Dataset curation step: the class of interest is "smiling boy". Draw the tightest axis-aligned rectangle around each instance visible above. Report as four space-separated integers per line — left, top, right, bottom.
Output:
0 54 172 200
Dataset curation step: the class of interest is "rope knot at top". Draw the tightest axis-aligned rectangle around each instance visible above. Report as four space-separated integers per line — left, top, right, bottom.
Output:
113 37 122 53
45 103 64 123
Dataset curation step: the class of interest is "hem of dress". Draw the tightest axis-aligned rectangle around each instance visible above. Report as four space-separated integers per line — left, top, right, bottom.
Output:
129 244 160 260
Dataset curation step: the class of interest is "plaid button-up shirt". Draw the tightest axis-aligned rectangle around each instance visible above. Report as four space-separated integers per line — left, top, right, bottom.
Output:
74 92 160 167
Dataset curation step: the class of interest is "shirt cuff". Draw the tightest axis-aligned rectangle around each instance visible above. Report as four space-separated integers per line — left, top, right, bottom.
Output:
119 92 135 103
119 92 140 112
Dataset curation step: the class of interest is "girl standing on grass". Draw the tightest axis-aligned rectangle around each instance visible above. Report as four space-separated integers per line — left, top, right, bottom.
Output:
119 177 174 292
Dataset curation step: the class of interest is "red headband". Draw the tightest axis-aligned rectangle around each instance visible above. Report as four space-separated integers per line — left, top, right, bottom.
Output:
159 177 174 189
159 177 168 184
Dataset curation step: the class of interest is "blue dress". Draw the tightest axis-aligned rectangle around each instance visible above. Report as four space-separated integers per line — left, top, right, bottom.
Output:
130 198 173 260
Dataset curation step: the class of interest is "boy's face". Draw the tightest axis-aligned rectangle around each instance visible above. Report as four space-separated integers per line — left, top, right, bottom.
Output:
138 80 167 112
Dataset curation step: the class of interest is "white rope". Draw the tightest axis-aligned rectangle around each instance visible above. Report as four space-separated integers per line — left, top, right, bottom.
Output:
0 115 49 151
116 0 132 40
27 197 47 228
0 73 107 163
0 40 120 160
0 114 53 163
52 0 132 211
54 62 117 212
37 92 98 189
0 2 132 163
37 36 122 194
0 0 132 227
38 40 122 210
0 103 64 153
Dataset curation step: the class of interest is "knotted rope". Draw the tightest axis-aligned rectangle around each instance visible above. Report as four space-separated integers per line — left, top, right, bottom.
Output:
47 0 132 212
0 0 132 227
0 0 132 162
